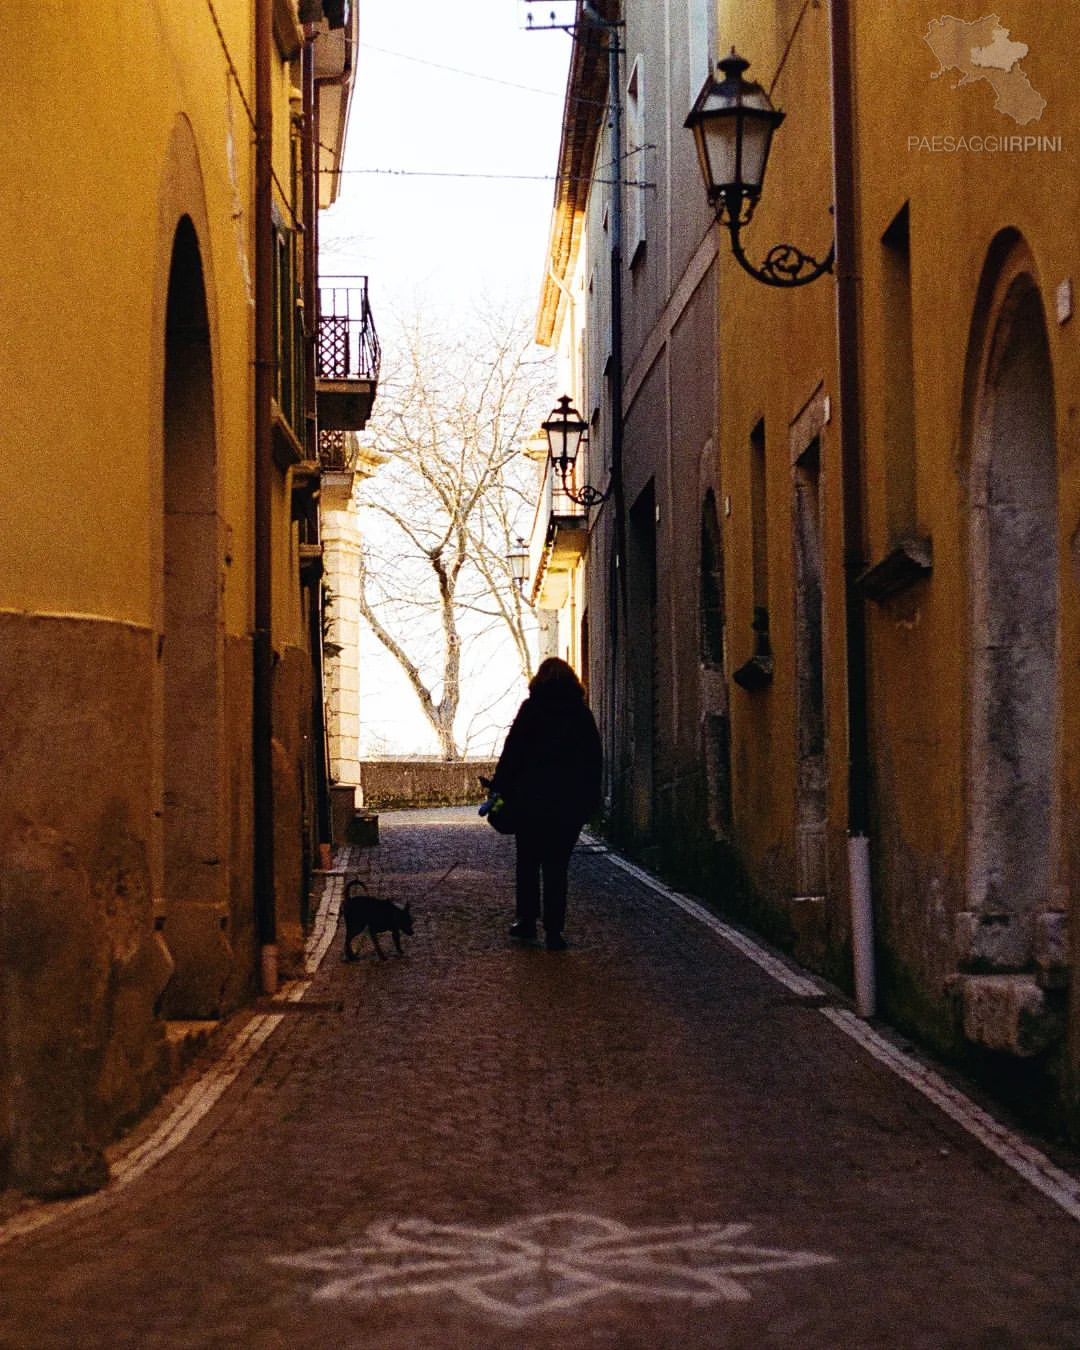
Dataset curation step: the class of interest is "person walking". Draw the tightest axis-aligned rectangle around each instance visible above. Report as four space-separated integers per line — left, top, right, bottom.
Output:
490 657 602 950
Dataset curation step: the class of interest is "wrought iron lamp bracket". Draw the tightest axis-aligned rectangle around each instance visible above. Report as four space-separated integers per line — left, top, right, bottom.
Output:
555 462 611 509
717 195 835 289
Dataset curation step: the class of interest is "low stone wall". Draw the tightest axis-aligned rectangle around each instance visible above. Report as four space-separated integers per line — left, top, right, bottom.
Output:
358 760 498 810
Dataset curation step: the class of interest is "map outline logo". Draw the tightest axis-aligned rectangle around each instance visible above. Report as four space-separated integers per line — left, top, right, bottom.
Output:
923 12 1046 125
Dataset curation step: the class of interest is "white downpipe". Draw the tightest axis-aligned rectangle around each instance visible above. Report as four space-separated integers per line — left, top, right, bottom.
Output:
848 833 876 1018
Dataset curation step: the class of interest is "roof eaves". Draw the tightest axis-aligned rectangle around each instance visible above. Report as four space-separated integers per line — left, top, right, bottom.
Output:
536 2 617 347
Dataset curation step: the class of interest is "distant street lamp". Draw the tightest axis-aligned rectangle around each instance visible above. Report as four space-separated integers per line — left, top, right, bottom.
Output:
507 536 529 593
542 396 609 508
685 49 834 288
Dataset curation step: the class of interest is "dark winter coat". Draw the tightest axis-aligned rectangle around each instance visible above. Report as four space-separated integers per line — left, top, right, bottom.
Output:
491 685 602 831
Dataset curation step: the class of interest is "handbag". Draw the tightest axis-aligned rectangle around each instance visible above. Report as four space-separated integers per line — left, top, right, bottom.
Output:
478 777 517 835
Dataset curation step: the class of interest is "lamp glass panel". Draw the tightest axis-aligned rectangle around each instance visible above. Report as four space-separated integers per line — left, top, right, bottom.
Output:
548 422 572 465
545 409 585 466
701 114 738 191
508 547 529 582
738 111 775 191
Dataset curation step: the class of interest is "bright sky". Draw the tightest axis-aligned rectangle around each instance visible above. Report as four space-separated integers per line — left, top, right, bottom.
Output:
321 0 573 758
321 0 573 313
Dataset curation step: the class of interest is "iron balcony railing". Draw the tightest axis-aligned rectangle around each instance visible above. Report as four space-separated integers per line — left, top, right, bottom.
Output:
317 276 381 383
318 429 359 470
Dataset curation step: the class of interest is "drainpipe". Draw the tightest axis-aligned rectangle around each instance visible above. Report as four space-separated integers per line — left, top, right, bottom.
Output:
301 27 333 858
302 34 318 463
311 13 355 850
254 0 278 993
829 0 875 1017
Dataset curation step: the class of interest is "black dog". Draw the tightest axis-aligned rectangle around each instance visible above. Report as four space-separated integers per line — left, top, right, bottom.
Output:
342 879 414 961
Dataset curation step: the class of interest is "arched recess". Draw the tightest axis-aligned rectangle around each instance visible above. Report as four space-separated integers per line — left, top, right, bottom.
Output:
700 488 731 835
964 234 1059 973
158 216 231 1017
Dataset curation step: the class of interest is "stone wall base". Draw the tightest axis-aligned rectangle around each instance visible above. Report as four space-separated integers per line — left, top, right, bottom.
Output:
957 974 1063 1057
358 760 497 810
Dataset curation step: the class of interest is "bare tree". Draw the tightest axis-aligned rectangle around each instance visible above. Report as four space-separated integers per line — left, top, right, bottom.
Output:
356 304 549 760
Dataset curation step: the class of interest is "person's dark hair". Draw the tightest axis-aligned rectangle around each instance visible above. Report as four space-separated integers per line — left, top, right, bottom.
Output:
528 656 586 699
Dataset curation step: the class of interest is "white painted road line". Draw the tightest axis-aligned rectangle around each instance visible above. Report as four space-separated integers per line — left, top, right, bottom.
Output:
599 845 1080 1225
0 870 346 1250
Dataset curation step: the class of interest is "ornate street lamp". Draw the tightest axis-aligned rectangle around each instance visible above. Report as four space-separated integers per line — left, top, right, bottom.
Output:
506 536 529 593
685 49 834 288
542 396 609 508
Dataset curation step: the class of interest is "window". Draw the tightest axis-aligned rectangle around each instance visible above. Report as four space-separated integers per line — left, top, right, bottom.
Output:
272 211 304 439
688 0 715 105
881 203 916 540
700 490 726 668
750 418 769 617
626 55 646 265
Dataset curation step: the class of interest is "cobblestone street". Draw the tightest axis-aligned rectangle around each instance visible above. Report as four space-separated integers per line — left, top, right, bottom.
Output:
1 808 1079 1348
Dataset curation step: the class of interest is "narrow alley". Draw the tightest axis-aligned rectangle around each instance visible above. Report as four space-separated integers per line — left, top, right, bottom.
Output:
1 810 1077 1349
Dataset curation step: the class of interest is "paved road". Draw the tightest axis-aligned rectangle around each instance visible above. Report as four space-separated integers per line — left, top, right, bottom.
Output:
1 808 1078 1348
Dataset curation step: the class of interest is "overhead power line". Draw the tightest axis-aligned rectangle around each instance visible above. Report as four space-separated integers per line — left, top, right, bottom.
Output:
363 43 564 98
322 166 652 187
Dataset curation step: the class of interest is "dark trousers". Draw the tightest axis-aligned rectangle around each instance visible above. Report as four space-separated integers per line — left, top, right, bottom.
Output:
514 821 581 935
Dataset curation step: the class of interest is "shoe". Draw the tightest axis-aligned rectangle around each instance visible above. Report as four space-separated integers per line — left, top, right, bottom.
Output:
509 921 537 941
545 932 567 951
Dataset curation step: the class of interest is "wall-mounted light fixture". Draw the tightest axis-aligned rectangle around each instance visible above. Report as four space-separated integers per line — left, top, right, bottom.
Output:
685 50 834 288
507 536 530 593
542 396 610 508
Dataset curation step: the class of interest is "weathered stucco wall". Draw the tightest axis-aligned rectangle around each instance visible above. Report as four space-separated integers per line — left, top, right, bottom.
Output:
0 615 171 1195
0 2 321 1191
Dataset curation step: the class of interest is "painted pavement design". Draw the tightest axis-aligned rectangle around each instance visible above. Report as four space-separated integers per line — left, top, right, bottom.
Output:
272 1212 835 1323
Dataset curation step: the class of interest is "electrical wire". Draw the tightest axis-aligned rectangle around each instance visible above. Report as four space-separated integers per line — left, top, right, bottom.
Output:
769 0 817 96
362 43 564 98
204 0 300 230
321 166 652 187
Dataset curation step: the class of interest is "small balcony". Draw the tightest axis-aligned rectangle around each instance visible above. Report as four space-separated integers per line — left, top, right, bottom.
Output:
316 276 380 432
318 429 360 471
525 451 589 610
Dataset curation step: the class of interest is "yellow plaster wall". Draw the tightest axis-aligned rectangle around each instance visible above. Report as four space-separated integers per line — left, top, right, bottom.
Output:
854 2 1080 1016
1 3 305 654
712 0 1080 1030
715 0 842 904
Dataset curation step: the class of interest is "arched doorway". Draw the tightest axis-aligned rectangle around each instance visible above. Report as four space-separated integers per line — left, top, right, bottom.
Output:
159 217 230 1017
967 255 1058 972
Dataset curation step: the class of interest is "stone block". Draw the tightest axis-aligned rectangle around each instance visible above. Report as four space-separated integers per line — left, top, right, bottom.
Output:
1035 911 1070 989
954 910 1033 970
0 833 111 1196
347 813 380 847
165 1020 221 1079
1035 910 1069 969
158 902 235 1020
960 973 1062 1056
788 894 827 969
331 783 360 843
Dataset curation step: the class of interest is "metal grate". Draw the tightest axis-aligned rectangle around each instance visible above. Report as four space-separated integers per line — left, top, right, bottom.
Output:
319 429 358 470
317 277 381 382
317 316 350 379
